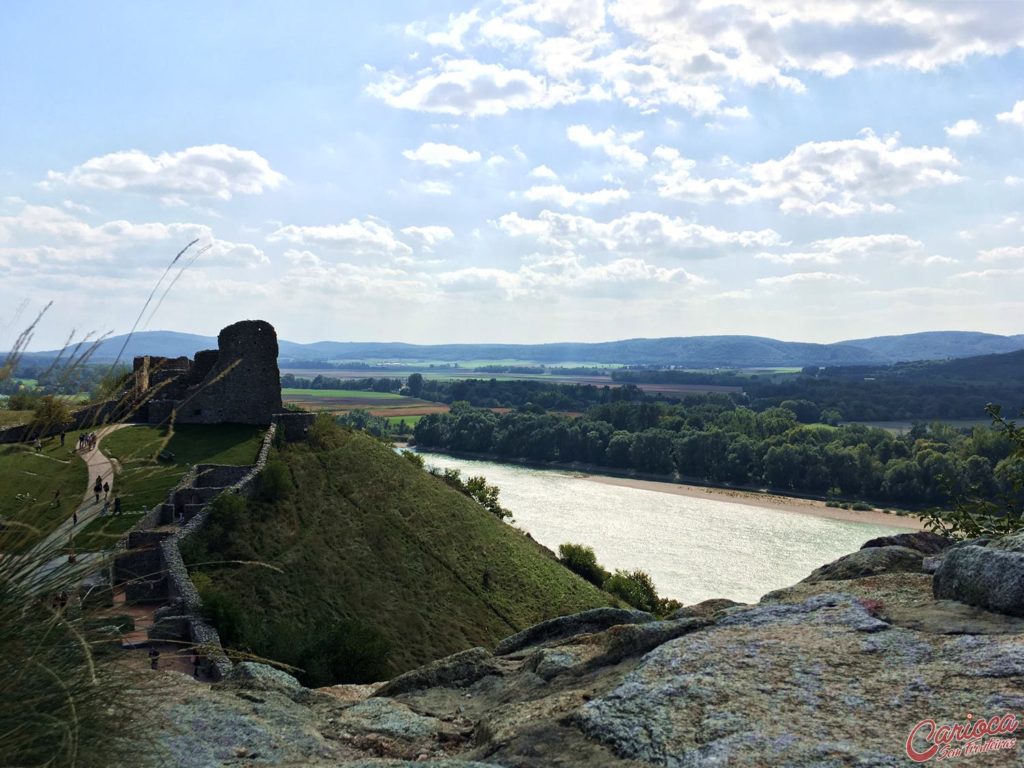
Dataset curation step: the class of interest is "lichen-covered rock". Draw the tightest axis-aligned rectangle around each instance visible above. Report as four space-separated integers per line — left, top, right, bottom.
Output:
574 594 1013 766
494 607 654 656
669 598 744 619
860 530 951 555
933 540 1024 616
802 544 923 583
374 648 502 697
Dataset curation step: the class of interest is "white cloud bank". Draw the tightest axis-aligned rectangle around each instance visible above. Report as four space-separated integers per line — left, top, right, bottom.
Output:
43 144 285 201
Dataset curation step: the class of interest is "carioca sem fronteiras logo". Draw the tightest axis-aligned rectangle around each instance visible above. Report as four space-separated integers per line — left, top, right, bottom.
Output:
905 712 1020 762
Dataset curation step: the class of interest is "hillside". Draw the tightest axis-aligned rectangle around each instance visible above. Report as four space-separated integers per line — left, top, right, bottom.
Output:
185 426 616 677
17 329 1024 368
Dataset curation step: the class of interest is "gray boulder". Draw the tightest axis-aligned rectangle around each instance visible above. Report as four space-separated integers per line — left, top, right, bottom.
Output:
933 539 1024 617
802 545 924 583
493 607 654 656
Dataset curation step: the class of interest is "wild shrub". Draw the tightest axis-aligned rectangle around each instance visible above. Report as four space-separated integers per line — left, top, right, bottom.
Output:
0 543 142 767
259 458 293 501
603 569 661 614
198 587 251 647
307 412 344 450
558 543 609 587
297 620 391 686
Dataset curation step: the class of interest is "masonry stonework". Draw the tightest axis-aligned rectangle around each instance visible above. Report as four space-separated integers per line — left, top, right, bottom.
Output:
133 319 283 426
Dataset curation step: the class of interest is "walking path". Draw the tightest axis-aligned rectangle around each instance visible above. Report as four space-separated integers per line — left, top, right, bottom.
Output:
38 424 127 555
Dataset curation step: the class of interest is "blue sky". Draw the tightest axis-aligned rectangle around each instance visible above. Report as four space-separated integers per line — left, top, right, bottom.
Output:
2 0 1023 349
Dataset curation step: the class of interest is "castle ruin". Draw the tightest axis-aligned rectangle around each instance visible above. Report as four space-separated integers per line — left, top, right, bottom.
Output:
132 319 283 425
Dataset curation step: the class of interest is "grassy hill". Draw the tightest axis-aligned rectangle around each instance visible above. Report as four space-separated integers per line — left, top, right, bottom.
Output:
184 424 616 679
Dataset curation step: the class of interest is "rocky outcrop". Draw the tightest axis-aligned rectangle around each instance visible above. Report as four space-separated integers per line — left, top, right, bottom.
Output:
934 533 1024 616
801 544 924 582
143 536 1024 768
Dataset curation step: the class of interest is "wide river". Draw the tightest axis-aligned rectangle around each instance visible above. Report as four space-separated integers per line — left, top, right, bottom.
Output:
414 450 911 605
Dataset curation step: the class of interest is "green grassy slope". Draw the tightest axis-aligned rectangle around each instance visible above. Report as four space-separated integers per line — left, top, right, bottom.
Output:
102 424 264 512
193 428 617 675
0 431 88 549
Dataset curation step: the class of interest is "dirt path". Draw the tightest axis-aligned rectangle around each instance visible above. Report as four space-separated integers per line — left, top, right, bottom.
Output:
38 424 127 554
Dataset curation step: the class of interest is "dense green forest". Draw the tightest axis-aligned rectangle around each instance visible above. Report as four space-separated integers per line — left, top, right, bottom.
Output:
412 396 1023 509
611 350 1024 421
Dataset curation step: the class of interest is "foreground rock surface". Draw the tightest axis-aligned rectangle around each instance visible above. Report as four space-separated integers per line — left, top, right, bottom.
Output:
141 536 1024 767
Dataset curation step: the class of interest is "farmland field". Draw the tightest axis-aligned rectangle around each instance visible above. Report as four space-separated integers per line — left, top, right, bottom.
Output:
280 369 742 396
281 387 449 419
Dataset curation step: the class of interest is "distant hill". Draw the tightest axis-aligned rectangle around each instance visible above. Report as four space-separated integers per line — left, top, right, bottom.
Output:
841 331 1024 364
17 328 1024 369
184 427 616 677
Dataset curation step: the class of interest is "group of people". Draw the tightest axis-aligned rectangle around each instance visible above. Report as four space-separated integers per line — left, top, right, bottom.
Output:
77 432 99 452
92 475 121 516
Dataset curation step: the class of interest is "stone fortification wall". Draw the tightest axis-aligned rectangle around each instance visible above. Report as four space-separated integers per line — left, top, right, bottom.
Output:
130 319 283 427
174 320 282 425
120 424 276 680
0 399 125 444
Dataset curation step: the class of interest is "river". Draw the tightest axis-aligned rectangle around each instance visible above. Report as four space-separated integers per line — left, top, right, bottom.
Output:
413 450 913 605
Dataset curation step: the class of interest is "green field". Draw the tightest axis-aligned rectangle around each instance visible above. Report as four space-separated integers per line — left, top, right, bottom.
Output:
281 388 407 399
848 418 993 434
0 430 89 549
385 414 423 427
102 424 265 512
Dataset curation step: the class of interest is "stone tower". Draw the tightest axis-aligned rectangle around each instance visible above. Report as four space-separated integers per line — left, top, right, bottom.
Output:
132 319 283 425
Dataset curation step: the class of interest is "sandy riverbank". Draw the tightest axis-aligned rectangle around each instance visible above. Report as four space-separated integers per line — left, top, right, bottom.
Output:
583 474 925 530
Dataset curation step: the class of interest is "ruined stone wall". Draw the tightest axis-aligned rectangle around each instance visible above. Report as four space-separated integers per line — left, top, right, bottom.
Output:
174 320 282 426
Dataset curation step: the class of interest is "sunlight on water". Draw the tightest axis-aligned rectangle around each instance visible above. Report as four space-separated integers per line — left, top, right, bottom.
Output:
415 451 912 605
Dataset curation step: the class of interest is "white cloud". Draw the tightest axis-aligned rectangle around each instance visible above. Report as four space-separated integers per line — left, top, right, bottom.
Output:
400 225 455 246
757 272 864 287
417 180 454 196
43 144 285 200
1006 176 1024 187
405 10 480 51
952 267 1024 280
997 100 1024 126
203 239 268 267
0 202 264 273
437 256 704 300
529 164 558 179
523 184 630 208
402 142 481 167
497 209 782 254
268 219 412 257
978 246 1024 262
654 130 961 215
944 119 981 138
566 124 646 168
373 2 1024 119
758 233 954 266
367 59 583 117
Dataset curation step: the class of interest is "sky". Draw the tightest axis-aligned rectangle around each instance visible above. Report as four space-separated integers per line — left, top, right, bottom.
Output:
1 0 1023 349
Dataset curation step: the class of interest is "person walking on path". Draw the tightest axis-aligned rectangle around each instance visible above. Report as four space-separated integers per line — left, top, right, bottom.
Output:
72 509 78 526
149 648 160 670
113 495 122 516
93 476 103 504
103 481 110 500
101 499 110 517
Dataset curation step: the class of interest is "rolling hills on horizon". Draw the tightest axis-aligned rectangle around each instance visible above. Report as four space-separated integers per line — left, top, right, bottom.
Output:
12 328 1024 369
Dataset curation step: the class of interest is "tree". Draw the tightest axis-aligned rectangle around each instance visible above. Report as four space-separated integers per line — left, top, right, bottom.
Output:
406 372 424 398
30 395 71 432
